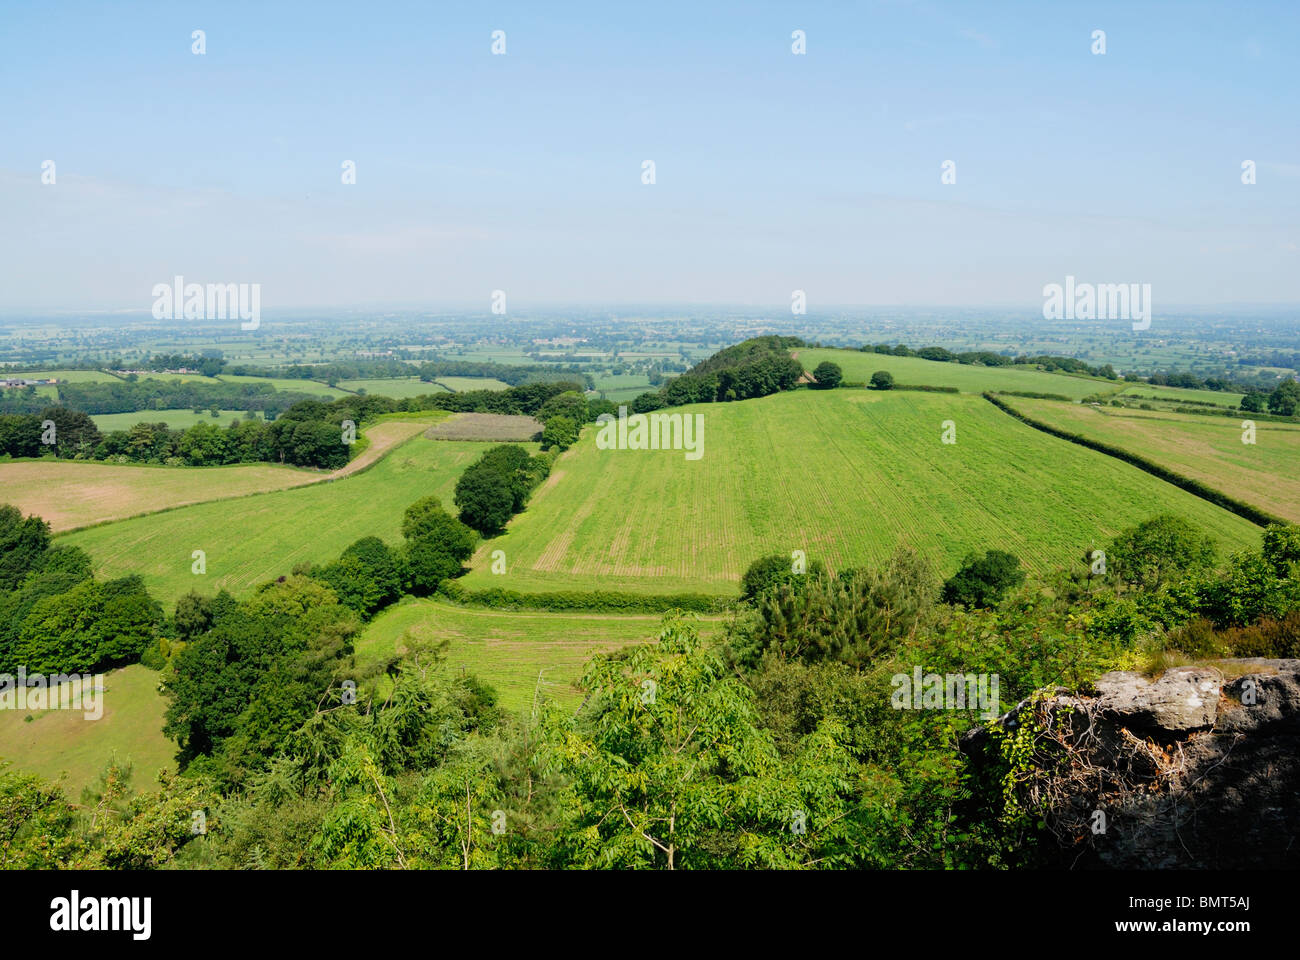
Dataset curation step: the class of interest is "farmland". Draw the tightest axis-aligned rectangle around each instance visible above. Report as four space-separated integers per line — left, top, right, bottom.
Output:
215 373 351 397
0 665 173 798
7 369 120 383
435 376 511 392
795 348 1117 400
1003 397 1300 523
92 408 266 431
356 598 719 711
1116 383 1245 408
423 413 542 441
2 419 433 532
63 432 538 608
339 377 448 398
129 372 221 384
456 389 1260 597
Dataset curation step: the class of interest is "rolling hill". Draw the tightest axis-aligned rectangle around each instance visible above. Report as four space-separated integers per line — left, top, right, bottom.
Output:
795 347 1116 400
1003 396 1300 523
62 432 535 608
456 388 1260 597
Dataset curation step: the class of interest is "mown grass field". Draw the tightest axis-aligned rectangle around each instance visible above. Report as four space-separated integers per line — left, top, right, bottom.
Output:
1005 397 1300 523
593 373 654 403
1117 383 1245 408
457 389 1260 596
0 665 173 798
14 369 120 382
4 420 433 532
355 597 720 711
92 408 266 431
435 376 510 392
2 459 321 532
340 377 448 398
215 373 350 397
133 372 221 384
795 348 1117 400
63 434 538 609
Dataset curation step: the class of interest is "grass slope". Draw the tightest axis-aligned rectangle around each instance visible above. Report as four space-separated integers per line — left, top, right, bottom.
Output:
356 598 718 711
0 665 173 797
1117 383 1245 408
63 435 537 609
457 390 1259 596
796 348 1115 400
1005 397 1300 523
3 420 433 533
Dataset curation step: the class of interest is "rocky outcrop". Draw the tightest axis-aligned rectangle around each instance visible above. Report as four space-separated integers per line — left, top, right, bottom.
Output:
963 659 1300 869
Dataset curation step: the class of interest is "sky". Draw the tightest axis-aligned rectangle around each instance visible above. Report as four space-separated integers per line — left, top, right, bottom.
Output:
1 0 1298 312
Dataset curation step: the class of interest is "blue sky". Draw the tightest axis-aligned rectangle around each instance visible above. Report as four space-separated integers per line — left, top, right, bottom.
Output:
2 0 1297 310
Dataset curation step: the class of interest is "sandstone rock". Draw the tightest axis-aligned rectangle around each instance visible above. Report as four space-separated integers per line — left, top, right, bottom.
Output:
1093 667 1221 737
964 659 1300 868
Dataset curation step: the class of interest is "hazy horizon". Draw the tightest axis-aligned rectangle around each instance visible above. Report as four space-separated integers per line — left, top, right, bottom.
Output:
4 0 1298 311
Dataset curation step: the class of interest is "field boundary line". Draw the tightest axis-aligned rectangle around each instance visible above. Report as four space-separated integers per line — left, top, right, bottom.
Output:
438 580 731 614
50 419 432 536
984 392 1284 528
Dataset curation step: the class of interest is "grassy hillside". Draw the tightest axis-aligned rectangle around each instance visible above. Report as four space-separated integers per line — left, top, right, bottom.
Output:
456 389 1259 596
4 420 433 532
356 598 720 711
1117 383 1245 408
0 665 173 798
2 459 321 532
796 347 1115 400
63 434 538 608
1005 397 1300 523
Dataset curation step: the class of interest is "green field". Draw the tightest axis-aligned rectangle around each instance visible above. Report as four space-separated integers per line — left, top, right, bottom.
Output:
1005 397 1300 523
133 372 221 384
435 376 511 392
1117 384 1245 408
92 408 265 431
796 348 1117 400
457 389 1260 596
594 373 654 403
8 369 121 383
340 377 447 398
64 435 537 609
216 374 350 397
0 665 173 797
356 598 719 711
3 384 57 400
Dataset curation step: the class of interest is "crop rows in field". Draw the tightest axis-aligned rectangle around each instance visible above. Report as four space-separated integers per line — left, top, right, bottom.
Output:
1005 397 1300 523
457 389 1260 597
